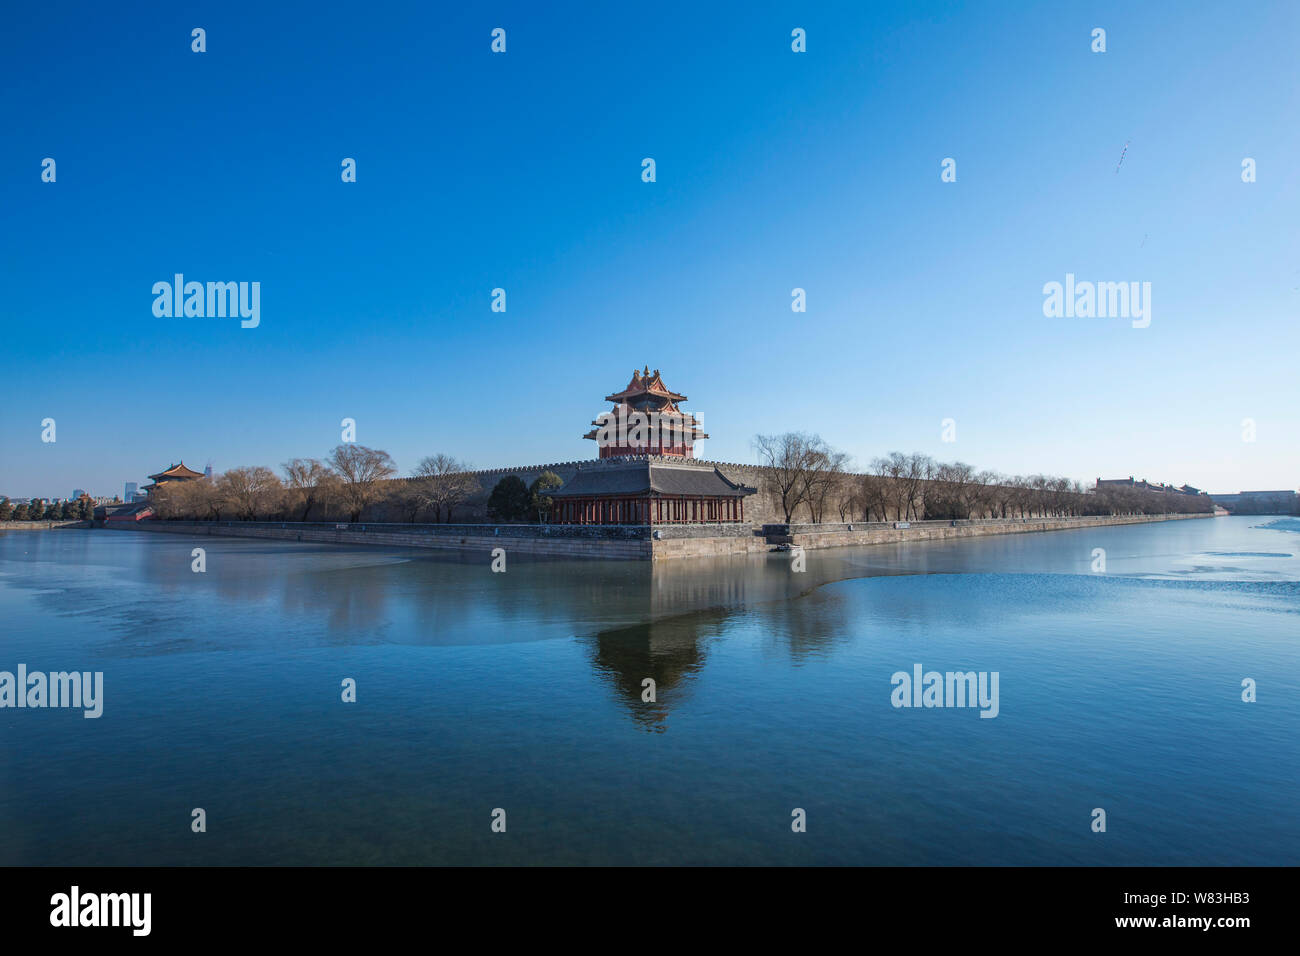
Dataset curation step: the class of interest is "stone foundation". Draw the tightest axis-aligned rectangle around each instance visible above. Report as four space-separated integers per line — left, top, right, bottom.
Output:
767 512 1212 551
101 512 1212 561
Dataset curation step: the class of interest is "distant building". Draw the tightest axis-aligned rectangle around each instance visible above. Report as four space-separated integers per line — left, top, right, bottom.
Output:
1209 490 1298 514
125 481 137 501
1096 477 1206 496
142 462 206 496
72 488 86 499
101 501 154 524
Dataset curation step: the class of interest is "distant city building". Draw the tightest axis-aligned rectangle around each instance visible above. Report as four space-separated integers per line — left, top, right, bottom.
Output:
142 462 206 496
204 464 213 480
125 481 137 501
72 488 86 499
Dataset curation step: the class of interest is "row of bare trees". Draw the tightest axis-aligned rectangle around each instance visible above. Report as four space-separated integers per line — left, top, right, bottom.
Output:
151 445 482 523
150 433 1214 525
752 433 850 523
754 433 1213 524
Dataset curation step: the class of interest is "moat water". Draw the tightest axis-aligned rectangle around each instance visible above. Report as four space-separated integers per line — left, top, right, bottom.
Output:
1 515 1296 865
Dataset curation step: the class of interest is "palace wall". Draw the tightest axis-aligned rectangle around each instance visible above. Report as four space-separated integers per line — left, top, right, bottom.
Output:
160 454 1212 527
389 458 1211 527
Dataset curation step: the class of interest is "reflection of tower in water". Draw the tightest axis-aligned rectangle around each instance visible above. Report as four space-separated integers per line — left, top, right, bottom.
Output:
583 554 859 731
584 609 729 733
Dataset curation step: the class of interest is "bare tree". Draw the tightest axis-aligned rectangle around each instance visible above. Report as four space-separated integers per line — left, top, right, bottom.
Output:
799 445 850 523
901 453 933 520
282 458 338 521
925 461 977 519
754 434 807 523
393 484 426 522
755 432 831 523
150 480 207 519
856 472 892 521
833 470 858 521
411 454 478 523
873 452 931 521
217 466 283 520
328 444 397 522
975 471 1005 518
874 454 904 521
157 477 220 520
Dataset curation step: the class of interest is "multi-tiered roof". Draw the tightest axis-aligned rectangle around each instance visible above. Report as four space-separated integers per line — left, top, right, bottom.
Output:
583 367 709 458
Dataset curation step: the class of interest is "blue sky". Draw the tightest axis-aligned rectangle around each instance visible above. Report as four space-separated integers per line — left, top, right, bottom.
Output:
2 0 1297 499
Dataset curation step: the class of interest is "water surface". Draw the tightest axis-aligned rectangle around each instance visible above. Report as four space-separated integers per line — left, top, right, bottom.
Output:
0 515 1296 865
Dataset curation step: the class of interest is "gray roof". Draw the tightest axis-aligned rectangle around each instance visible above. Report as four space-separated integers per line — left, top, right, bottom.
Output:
548 461 756 498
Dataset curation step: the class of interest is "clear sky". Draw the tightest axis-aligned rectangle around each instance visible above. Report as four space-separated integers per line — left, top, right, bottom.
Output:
2 0 1297 500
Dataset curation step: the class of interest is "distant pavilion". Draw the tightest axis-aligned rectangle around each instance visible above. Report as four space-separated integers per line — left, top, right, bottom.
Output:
142 462 205 496
550 369 755 525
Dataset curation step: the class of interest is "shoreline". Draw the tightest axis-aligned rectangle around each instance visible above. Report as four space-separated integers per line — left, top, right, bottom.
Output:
0 520 92 532
98 512 1214 561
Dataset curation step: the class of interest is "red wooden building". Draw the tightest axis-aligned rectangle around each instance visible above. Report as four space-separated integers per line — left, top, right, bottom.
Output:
552 371 757 525
583 367 708 458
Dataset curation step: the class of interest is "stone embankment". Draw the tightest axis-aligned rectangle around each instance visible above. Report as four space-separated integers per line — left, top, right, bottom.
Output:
0 520 91 531
101 512 1211 561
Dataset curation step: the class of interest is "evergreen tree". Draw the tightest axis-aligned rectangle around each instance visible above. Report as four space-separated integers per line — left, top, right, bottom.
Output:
529 471 564 523
486 475 531 522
